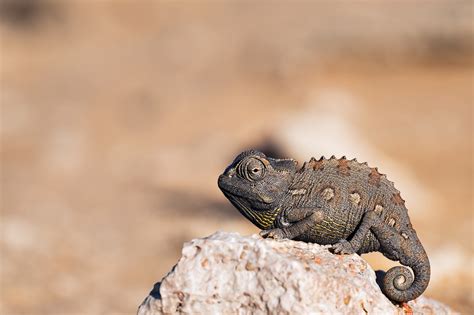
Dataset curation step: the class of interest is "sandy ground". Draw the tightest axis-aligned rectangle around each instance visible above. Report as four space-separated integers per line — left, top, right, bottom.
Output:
1 1 473 314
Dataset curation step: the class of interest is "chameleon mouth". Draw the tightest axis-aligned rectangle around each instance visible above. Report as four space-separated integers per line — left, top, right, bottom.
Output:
222 189 280 230
218 174 272 205
222 190 253 216
222 191 247 210
217 174 248 200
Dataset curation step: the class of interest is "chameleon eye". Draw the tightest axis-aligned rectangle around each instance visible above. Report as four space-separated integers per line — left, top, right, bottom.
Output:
245 158 265 181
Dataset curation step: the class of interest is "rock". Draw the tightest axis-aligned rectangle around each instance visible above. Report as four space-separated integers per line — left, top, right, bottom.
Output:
138 231 454 315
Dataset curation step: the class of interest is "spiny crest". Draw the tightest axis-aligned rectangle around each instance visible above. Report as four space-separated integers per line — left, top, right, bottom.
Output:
302 156 325 171
299 155 394 182
337 156 351 176
368 167 382 186
301 155 366 171
391 191 405 205
368 166 389 187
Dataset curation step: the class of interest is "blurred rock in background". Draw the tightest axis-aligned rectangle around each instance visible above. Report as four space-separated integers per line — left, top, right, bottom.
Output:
1 1 472 314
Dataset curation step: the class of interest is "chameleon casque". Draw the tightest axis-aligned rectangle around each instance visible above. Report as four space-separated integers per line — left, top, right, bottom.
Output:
218 149 430 303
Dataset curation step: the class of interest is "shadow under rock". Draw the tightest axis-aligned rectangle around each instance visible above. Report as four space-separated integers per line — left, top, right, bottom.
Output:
149 265 179 299
149 282 162 299
375 270 386 290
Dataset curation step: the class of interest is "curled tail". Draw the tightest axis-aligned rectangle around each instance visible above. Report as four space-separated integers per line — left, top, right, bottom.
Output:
382 246 431 303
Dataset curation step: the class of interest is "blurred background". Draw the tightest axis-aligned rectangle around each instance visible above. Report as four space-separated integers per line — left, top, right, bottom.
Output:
1 0 472 314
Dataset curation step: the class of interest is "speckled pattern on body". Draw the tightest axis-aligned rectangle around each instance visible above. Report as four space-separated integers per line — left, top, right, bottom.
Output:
218 150 430 303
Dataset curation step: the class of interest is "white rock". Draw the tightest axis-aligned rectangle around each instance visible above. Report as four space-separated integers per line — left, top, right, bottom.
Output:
138 231 455 315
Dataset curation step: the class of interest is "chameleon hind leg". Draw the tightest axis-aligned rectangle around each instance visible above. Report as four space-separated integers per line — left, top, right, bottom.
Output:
332 210 390 255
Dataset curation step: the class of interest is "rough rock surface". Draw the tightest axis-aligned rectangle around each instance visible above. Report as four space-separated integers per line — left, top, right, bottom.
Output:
138 232 454 315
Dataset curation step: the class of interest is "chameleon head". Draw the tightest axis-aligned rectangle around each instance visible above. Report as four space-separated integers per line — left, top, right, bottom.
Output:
218 149 297 228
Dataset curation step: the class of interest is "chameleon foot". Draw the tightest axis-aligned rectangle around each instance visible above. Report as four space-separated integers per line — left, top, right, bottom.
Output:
332 239 356 254
260 228 287 240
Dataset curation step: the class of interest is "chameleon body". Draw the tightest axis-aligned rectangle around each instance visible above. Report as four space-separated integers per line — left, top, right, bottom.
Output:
218 149 430 303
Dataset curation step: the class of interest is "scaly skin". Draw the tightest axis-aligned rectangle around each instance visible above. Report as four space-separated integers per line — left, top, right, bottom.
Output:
218 149 430 303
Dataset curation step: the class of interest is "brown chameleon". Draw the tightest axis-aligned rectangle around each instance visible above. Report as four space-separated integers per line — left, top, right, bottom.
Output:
218 149 430 303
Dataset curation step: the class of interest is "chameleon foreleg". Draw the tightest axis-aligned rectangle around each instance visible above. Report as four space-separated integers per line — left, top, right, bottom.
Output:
260 208 324 240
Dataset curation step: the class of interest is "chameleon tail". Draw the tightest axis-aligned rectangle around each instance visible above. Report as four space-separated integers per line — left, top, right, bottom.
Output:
382 246 431 303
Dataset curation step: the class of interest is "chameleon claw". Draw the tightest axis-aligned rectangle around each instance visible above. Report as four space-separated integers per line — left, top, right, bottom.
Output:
332 239 356 255
260 228 286 240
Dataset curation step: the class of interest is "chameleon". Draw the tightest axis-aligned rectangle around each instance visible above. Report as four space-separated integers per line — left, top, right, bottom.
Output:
217 149 430 303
